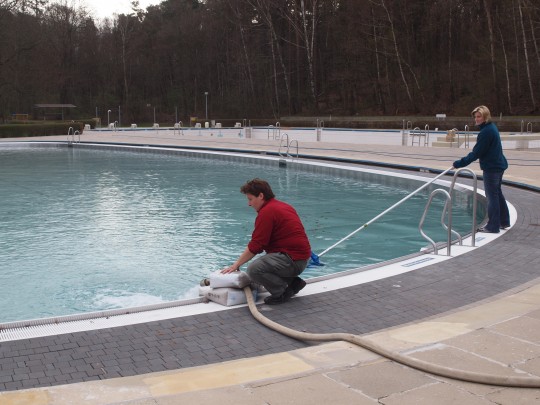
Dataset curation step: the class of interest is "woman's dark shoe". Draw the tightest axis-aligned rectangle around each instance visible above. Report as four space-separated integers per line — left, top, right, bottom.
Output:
477 226 499 234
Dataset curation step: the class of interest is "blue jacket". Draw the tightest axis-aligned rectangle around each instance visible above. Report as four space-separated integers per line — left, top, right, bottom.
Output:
453 122 508 172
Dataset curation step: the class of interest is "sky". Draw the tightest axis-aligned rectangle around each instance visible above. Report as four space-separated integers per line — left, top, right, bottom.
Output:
82 0 162 20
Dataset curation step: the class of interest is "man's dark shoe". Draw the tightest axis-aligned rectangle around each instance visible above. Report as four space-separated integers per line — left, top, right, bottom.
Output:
264 289 294 305
289 277 306 295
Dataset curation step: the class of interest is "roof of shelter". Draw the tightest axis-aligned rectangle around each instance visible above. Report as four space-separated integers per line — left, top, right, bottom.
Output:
34 104 77 108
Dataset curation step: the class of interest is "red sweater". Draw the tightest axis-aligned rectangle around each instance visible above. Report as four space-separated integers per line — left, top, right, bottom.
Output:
248 198 311 261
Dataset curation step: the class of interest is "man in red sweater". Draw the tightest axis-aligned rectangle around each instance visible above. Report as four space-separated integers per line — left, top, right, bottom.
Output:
221 178 311 304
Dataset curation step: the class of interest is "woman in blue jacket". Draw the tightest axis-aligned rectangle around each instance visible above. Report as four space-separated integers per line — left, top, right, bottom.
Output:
453 105 510 233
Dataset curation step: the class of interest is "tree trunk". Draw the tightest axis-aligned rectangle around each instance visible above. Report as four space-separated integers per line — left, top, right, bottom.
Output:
371 4 385 114
250 0 292 115
527 4 540 70
496 8 513 114
518 0 536 110
300 0 318 110
483 0 499 110
269 30 280 117
117 16 133 120
378 0 414 109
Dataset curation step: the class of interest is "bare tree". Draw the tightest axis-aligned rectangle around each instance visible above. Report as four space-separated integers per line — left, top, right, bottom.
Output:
517 0 536 110
371 4 386 113
372 0 414 110
249 0 292 116
1 0 47 13
226 0 256 101
280 0 321 110
116 14 137 119
483 0 500 109
496 7 514 113
525 0 540 71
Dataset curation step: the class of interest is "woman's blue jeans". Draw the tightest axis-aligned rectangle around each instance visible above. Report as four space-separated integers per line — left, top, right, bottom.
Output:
482 170 510 232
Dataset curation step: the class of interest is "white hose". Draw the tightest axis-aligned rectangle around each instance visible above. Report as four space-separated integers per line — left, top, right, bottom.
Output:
243 286 540 388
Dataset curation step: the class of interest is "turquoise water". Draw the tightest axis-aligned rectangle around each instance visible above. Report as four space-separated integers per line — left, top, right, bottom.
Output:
0 146 482 322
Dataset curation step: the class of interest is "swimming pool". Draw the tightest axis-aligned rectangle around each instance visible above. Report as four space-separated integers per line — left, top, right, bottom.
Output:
0 144 483 322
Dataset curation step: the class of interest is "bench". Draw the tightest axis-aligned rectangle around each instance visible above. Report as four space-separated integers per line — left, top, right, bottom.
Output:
436 114 446 120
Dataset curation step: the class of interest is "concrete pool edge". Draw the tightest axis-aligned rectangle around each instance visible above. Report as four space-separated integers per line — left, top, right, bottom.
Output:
0 141 516 342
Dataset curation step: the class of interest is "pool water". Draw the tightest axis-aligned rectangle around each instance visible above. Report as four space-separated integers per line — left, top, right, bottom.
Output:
0 146 482 322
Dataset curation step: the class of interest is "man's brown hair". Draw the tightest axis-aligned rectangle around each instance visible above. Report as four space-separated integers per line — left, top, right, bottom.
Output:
240 178 275 200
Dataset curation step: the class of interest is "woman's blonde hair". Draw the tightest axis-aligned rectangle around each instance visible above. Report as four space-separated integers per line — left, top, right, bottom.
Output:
471 105 491 122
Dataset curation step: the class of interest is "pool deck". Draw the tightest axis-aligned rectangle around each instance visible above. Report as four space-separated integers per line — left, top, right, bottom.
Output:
1 133 540 404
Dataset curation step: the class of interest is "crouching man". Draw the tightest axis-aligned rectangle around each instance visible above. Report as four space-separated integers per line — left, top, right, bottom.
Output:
221 178 310 305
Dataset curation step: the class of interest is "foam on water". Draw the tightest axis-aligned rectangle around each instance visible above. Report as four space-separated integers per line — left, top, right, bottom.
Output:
92 290 167 310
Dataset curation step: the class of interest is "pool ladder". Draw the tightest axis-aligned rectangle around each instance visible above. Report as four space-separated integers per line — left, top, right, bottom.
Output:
410 124 430 146
278 133 299 160
173 121 184 136
67 126 80 146
267 122 281 140
419 168 478 255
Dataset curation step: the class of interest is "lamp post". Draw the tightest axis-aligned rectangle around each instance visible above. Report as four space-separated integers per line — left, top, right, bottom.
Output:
107 110 111 126
153 107 156 124
204 92 208 121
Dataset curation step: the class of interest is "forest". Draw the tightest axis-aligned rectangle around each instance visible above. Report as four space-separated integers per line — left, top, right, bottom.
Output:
1 0 539 125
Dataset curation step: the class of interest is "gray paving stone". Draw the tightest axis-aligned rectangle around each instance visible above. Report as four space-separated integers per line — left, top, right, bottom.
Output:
1 165 539 393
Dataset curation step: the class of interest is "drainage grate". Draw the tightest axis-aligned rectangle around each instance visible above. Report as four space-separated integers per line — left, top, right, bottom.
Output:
0 297 208 342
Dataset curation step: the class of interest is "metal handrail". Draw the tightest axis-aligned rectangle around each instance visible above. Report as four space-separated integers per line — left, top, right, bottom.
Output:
278 133 289 158
464 125 470 148
316 119 324 142
174 121 183 136
267 122 281 140
278 134 299 160
67 126 74 144
420 167 479 256
410 126 422 146
288 139 299 159
419 189 452 256
520 120 533 134
448 168 479 246
402 120 413 130
267 125 274 139
67 127 81 145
